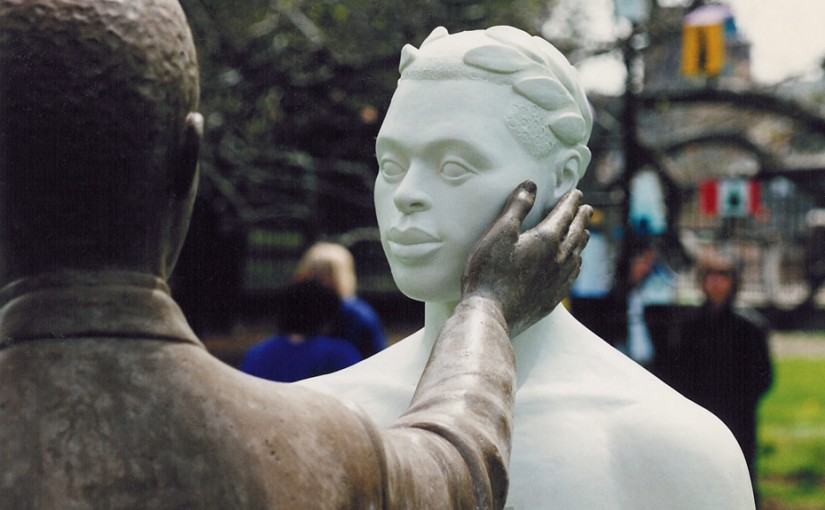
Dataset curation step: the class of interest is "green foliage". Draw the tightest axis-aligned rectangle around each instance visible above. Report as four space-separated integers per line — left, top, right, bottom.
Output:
758 356 825 509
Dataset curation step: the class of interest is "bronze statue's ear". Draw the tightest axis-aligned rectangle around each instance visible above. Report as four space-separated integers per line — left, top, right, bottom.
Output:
173 112 203 197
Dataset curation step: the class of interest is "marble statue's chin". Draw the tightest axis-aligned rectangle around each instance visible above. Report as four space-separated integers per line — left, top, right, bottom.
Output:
384 242 466 302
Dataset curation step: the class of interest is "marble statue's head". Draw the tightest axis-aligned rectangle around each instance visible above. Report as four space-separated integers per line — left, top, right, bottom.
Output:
0 0 201 282
374 26 592 303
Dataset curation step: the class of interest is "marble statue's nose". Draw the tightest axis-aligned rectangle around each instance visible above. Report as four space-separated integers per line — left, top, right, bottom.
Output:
392 164 432 214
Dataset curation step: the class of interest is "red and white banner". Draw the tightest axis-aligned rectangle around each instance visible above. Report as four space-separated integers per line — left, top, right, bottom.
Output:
699 179 760 217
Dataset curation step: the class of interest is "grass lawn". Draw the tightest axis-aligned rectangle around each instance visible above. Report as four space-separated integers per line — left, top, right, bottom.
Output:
758 347 825 510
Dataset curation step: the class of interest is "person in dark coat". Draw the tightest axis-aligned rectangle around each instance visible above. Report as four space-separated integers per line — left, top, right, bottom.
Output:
673 253 773 506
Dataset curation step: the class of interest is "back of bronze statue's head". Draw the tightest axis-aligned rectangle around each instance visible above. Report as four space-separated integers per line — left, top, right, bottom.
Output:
0 0 201 281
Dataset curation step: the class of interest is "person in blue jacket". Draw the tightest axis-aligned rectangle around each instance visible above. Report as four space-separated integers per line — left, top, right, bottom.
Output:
294 242 388 357
241 279 361 382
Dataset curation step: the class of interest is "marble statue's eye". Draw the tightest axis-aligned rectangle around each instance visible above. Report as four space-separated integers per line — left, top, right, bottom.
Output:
440 161 473 182
380 159 406 181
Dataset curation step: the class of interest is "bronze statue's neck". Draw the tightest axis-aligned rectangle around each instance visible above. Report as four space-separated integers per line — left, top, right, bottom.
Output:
0 270 201 350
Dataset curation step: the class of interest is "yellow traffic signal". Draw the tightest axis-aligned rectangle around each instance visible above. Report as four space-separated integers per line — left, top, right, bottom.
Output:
682 22 725 77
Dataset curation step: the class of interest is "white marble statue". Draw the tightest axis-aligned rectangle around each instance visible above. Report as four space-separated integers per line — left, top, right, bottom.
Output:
299 26 755 509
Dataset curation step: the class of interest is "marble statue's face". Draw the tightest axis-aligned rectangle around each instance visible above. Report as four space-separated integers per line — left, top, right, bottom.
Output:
375 79 555 303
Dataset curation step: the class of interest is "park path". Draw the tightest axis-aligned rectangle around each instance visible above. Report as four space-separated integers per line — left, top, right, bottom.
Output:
771 331 825 359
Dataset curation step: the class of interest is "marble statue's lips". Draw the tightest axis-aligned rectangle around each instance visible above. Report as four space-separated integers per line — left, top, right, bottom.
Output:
386 227 442 261
387 226 440 245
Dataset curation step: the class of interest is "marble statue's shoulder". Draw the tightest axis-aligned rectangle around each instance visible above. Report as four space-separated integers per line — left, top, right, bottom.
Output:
536 309 672 392
607 396 756 509
515 311 755 508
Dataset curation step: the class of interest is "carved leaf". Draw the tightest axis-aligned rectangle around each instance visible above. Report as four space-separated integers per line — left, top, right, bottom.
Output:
420 26 450 47
551 113 586 145
485 26 546 65
399 44 419 73
513 77 573 111
464 45 533 74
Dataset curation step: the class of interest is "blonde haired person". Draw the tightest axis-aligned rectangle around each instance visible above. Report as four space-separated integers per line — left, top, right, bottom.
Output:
294 242 388 357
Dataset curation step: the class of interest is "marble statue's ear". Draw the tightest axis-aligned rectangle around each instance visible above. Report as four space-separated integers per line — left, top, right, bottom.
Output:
554 150 584 201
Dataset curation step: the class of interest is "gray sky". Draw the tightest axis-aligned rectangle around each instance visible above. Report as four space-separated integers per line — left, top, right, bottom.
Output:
568 0 825 94
726 0 825 83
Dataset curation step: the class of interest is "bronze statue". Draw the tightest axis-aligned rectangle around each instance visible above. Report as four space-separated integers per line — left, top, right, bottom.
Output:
0 1 590 508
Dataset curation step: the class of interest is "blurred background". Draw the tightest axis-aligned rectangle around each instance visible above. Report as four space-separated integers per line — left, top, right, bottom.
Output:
172 1 825 508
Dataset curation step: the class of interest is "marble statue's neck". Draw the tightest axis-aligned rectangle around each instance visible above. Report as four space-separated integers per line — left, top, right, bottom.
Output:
422 300 573 387
424 299 567 355
423 300 459 346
